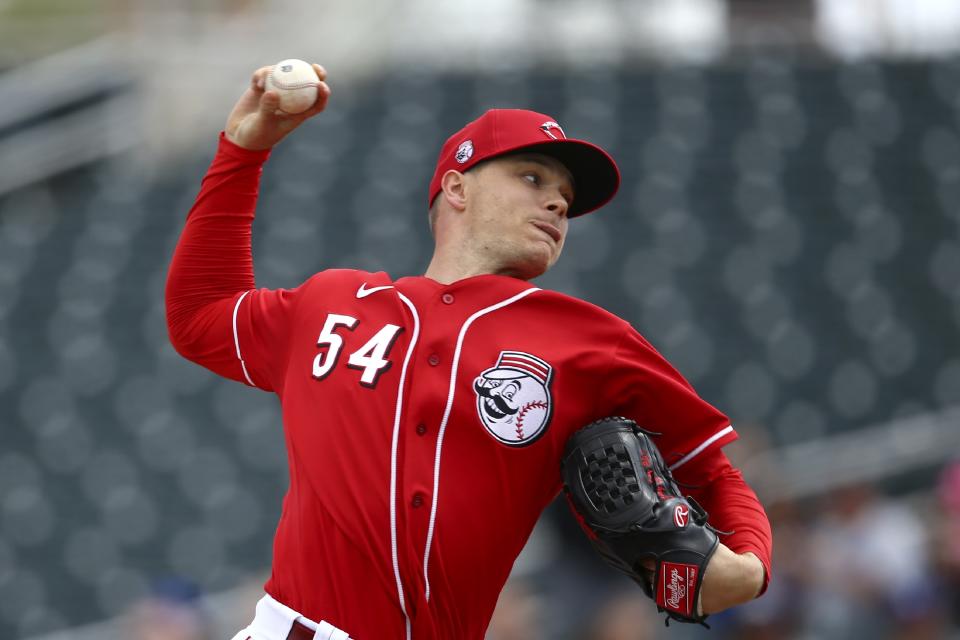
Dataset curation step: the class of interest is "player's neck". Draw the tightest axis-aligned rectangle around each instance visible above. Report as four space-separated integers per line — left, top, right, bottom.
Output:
424 251 527 284
423 255 493 284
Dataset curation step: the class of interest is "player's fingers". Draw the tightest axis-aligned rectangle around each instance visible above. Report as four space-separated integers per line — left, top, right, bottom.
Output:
295 83 331 119
308 81 331 114
312 64 327 82
251 66 272 91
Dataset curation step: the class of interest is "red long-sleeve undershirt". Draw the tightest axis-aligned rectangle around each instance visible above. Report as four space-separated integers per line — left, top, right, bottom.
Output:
166 133 270 382
676 448 773 593
166 133 773 591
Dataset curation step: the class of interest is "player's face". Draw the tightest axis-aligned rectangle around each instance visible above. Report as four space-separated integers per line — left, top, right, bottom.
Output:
464 153 574 280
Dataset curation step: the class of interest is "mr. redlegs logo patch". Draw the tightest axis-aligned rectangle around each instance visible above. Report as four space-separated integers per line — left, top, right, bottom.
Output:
658 562 699 616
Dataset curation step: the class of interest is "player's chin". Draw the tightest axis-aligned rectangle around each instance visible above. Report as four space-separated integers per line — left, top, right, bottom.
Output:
513 246 558 280
539 239 564 272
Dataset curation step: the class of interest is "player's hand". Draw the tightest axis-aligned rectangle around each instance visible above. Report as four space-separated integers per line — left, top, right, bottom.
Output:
699 545 765 614
225 63 331 151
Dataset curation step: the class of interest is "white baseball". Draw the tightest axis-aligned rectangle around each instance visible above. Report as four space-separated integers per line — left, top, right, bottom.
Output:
265 59 319 114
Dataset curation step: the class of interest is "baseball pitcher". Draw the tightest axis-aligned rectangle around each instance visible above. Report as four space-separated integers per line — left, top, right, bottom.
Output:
166 63 772 639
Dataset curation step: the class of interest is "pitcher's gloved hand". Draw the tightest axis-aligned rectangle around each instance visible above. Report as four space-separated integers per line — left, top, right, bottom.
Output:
561 417 719 627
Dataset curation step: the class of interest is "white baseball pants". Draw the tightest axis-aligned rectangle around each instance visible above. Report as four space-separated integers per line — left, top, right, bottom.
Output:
230 593 352 640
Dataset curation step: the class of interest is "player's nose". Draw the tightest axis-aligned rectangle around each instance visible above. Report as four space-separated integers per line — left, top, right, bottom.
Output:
545 192 569 219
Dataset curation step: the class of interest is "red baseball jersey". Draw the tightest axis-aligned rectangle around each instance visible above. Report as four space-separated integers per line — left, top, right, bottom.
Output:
167 136 756 640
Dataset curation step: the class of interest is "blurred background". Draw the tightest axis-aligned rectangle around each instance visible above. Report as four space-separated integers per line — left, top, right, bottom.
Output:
1 0 960 638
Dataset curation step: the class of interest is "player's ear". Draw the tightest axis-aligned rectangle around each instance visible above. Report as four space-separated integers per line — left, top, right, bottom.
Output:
439 170 468 212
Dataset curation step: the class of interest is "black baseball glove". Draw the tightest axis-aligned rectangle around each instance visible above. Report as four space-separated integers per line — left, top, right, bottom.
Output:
560 416 719 627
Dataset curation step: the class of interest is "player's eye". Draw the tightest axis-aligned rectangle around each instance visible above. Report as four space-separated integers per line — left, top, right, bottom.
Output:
522 172 541 185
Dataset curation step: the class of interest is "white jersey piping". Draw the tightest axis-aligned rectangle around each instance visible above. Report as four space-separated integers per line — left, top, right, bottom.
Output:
391 291 419 640
232 290 256 387
422 287 541 602
668 424 735 471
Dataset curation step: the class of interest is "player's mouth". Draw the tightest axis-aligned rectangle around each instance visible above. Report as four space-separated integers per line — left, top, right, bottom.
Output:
530 220 562 244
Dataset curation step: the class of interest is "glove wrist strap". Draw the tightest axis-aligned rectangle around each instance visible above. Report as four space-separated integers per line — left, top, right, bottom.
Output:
655 561 702 618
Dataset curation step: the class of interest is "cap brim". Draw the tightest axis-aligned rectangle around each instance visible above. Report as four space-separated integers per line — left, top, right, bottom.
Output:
515 140 621 217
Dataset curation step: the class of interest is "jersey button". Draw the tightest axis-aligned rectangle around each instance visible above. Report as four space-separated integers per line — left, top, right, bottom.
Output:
411 493 425 508
441 293 455 305
428 353 440 366
416 423 427 436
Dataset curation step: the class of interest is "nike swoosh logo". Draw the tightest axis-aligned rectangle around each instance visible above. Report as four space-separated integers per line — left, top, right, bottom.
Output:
356 283 394 298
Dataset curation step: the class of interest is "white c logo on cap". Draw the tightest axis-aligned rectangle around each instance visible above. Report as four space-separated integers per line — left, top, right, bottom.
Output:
540 121 566 140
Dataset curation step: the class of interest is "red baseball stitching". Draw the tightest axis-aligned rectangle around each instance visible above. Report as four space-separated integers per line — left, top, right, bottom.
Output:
267 69 321 90
515 400 547 440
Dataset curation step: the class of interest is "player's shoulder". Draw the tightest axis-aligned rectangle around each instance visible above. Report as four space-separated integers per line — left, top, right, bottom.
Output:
302 269 393 290
530 288 633 332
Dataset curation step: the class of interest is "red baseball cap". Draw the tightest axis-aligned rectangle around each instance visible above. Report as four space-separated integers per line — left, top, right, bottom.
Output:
428 109 620 217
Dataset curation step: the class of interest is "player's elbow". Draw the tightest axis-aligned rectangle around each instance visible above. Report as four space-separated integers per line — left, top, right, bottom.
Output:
164 293 245 384
164 297 216 364
165 309 201 362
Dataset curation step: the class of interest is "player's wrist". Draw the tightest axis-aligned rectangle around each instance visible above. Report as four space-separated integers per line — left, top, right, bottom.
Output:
740 551 766 598
219 131 273 162
700 544 765 614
